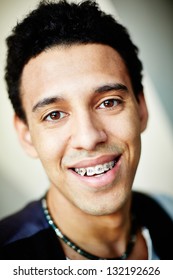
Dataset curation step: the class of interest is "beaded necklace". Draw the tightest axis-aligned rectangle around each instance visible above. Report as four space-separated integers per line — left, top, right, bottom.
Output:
42 197 137 260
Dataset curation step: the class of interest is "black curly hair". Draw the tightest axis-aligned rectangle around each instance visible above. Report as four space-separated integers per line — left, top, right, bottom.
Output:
5 0 143 122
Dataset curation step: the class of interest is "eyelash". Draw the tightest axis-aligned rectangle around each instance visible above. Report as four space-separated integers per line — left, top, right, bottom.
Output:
97 98 122 109
43 98 122 122
43 111 67 122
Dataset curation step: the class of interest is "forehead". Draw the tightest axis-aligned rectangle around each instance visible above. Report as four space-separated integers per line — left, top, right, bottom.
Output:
21 44 132 104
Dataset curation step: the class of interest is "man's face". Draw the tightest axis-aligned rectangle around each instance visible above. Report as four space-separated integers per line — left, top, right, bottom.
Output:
18 44 147 215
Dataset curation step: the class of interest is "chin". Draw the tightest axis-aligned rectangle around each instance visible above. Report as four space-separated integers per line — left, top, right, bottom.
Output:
84 188 131 216
77 197 127 216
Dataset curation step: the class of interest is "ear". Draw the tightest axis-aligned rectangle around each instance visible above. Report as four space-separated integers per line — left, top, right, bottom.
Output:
14 115 38 158
137 92 148 133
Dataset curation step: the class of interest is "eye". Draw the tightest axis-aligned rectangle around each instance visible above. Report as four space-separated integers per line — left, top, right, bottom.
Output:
98 99 120 109
44 111 67 122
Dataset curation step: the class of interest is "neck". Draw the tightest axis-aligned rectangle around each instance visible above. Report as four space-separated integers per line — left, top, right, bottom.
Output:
47 186 132 259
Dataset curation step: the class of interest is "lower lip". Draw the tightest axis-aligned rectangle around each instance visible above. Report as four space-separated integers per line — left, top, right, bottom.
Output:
69 157 121 189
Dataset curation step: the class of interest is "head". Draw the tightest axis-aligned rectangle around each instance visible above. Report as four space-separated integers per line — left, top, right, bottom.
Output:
5 0 148 215
6 0 143 123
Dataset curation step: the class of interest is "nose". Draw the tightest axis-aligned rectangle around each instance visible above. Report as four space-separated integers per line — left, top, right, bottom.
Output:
70 111 107 151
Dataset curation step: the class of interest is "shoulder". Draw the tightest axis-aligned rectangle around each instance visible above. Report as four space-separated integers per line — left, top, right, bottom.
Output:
0 198 65 259
132 191 173 259
0 199 48 247
132 190 173 229
0 227 65 260
132 191 173 220
150 193 173 221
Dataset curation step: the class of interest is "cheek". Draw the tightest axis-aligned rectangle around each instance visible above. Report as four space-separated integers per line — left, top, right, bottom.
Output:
30 128 67 165
105 112 142 168
106 113 141 144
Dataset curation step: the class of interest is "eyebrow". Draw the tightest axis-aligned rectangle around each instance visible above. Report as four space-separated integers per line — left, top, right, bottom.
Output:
94 83 128 94
32 96 64 112
32 83 128 113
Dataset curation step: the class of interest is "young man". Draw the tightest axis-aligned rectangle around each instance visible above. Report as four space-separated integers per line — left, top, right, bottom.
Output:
0 0 172 260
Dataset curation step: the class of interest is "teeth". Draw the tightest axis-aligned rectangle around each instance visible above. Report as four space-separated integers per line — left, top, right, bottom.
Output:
109 161 115 169
86 167 95 176
103 162 110 171
74 160 116 176
77 168 86 176
95 164 104 174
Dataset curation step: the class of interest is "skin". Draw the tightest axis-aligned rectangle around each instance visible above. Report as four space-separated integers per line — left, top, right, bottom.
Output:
15 44 148 259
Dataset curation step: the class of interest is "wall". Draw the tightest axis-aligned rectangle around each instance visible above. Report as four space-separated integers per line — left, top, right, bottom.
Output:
0 0 172 219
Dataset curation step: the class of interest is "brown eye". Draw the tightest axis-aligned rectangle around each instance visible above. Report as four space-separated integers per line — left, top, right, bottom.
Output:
99 99 119 109
44 111 67 122
49 112 61 120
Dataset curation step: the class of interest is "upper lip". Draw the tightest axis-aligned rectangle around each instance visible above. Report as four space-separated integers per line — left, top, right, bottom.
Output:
67 154 121 169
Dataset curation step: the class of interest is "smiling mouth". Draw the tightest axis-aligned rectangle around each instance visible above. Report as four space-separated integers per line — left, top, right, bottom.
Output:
71 156 120 177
